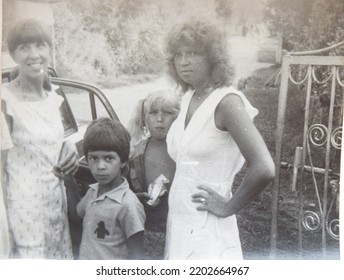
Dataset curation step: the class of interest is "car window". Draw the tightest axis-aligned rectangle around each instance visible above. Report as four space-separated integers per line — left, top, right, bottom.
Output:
53 87 77 136
58 85 93 127
2 68 119 196
2 69 119 159
1 74 10 84
57 84 117 130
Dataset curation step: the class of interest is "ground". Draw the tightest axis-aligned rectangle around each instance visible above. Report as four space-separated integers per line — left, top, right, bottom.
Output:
236 65 340 260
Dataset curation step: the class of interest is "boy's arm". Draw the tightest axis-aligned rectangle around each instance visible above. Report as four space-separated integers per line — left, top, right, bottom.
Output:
127 231 144 260
121 190 146 259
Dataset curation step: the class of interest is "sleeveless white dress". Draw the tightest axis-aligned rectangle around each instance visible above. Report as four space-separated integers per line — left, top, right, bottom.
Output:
165 86 258 259
1 85 72 259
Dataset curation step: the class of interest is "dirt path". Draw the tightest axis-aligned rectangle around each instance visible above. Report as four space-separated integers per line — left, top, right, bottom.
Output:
103 76 174 127
230 35 274 85
103 35 276 127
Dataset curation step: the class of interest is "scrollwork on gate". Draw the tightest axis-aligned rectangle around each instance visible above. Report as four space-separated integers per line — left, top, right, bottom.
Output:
304 123 341 240
302 211 321 231
271 51 343 257
308 124 328 147
330 127 342 149
307 124 342 150
326 219 339 240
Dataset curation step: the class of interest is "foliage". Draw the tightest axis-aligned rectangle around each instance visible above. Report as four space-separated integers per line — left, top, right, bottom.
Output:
214 0 234 22
308 0 344 54
53 3 117 83
51 0 231 82
264 0 344 128
264 0 344 53
4 0 236 83
2 0 16 50
53 0 167 82
108 0 165 75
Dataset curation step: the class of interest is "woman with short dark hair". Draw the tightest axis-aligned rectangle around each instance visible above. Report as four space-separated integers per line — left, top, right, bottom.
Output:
1 18 78 259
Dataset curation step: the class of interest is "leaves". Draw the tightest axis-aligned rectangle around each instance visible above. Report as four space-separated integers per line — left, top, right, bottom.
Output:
52 0 166 81
265 0 344 53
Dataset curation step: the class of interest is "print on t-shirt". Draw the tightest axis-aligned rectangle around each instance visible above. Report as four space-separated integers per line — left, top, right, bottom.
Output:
94 221 109 239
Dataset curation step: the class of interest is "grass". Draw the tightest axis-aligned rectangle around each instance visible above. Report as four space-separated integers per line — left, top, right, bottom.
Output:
235 65 340 260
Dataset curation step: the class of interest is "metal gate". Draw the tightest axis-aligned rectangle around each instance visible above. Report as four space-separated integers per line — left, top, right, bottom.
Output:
270 44 344 259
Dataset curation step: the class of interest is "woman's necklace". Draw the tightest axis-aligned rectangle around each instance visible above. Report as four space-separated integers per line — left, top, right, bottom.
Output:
14 78 47 101
185 87 214 128
195 91 211 100
194 86 213 101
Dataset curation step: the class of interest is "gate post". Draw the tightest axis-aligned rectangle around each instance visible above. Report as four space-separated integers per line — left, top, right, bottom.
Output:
270 55 290 258
271 54 343 259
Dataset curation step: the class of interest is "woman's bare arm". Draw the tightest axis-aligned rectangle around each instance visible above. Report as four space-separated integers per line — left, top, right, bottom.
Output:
192 94 275 217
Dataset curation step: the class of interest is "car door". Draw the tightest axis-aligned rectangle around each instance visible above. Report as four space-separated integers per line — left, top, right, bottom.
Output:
1 68 120 193
50 77 120 194
1 69 120 257
51 78 122 257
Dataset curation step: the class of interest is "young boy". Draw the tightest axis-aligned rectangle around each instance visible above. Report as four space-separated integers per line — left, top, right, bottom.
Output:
76 118 145 259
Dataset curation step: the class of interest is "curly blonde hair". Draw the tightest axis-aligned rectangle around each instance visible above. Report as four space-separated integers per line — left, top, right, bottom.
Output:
165 19 235 92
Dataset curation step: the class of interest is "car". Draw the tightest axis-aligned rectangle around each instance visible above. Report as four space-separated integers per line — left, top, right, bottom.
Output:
1 66 121 257
2 67 120 190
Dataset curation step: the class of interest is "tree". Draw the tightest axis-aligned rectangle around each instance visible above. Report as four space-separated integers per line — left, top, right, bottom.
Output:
308 0 344 54
265 0 343 131
53 1 118 82
264 0 344 53
215 0 233 21
53 0 165 80
2 0 16 50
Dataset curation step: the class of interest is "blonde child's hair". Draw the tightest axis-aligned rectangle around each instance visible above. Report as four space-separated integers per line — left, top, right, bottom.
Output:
128 90 181 158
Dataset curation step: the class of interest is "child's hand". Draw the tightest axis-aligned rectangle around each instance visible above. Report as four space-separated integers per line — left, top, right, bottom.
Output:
149 189 167 207
136 192 151 203
148 197 161 207
53 165 64 178
147 175 169 206
54 141 79 178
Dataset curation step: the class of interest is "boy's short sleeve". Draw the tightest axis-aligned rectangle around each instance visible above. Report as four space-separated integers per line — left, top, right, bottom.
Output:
119 191 145 239
77 189 92 218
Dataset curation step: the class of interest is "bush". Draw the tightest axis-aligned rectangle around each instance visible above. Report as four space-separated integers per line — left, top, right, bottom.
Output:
264 0 344 130
265 0 344 53
52 0 227 83
53 3 118 83
52 0 165 82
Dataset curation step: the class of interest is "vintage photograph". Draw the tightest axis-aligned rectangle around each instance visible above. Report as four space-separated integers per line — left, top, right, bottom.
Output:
1 0 342 262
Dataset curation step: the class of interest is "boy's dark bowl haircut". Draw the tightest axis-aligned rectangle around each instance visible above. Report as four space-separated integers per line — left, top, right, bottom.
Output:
83 118 131 163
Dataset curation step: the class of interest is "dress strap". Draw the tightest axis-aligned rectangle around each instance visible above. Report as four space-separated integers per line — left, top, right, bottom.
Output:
205 86 258 120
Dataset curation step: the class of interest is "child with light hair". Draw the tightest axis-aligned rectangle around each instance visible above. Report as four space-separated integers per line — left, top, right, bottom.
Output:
127 90 180 259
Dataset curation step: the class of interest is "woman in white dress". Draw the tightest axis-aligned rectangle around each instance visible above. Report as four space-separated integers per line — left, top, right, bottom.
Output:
1 19 79 258
164 20 275 259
